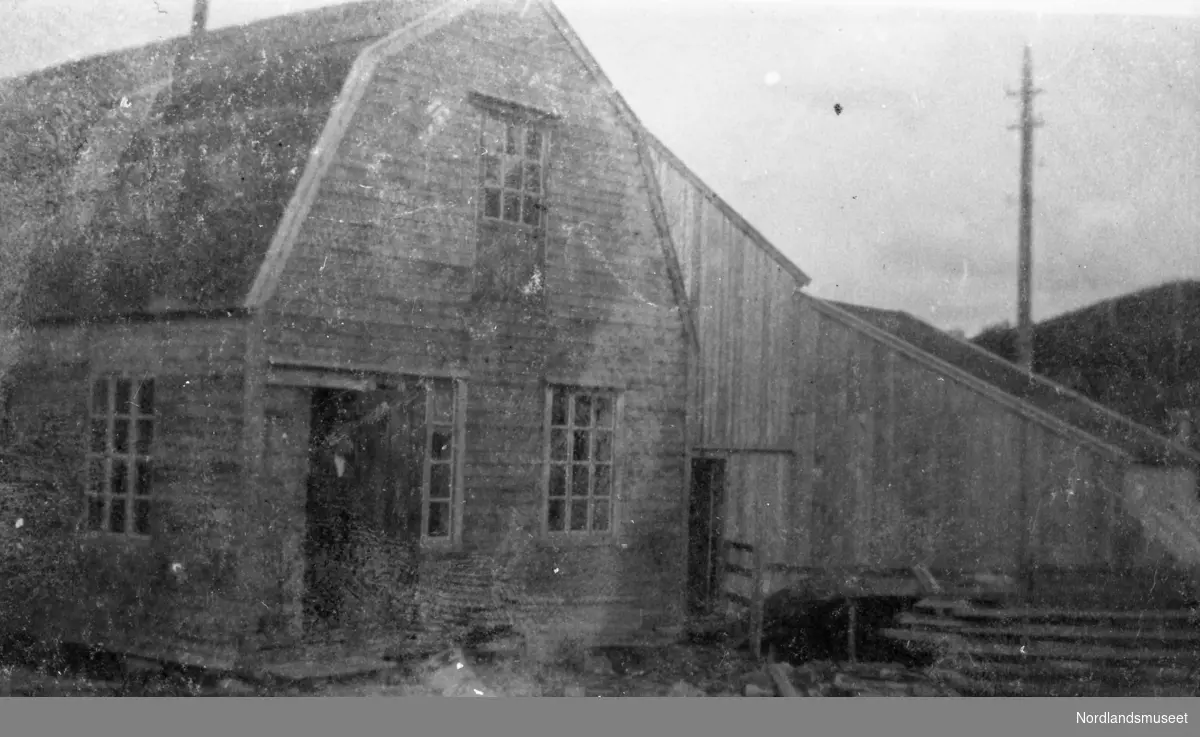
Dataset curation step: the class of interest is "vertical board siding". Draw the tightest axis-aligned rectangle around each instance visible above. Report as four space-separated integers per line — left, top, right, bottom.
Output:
780 296 1197 606
646 146 798 451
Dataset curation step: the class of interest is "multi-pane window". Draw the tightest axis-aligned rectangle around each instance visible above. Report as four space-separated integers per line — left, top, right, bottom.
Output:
546 386 616 534
423 379 459 540
86 376 155 536
480 112 546 228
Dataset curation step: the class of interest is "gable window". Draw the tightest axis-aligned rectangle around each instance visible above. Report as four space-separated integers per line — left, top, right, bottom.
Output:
544 385 617 535
480 112 546 228
86 376 155 536
472 94 553 301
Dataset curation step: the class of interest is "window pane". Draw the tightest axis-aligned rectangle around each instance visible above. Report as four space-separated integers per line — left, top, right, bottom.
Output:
113 419 130 453
136 379 154 415
482 116 503 155
592 498 610 532
503 159 523 190
550 429 568 461
109 496 126 534
484 188 501 218
594 464 611 497
135 460 152 496
573 395 592 427
90 419 108 453
547 499 565 532
505 124 519 155
549 464 566 497
483 155 500 184
115 379 132 415
136 419 153 454
427 501 450 537
430 429 453 460
569 499 588 531
429 463 452 499
88 458 106 495
503 192 521 222
526 128 542 159
111 459 128 497
87 496 104 530
522 196 539 227
594 431 612 462
572 430 589 461
594 395 613 428
432 384 454 423
571 464 590 497
551 389 568 426
133 499 151 535
524 162 541 193
92 379 108 414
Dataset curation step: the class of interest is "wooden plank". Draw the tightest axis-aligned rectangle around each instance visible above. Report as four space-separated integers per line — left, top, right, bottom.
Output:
885 630 1200 665
912 602 1200 624
768 663 801 697
693 446 795 455
266 369 377 391
894 615 1200 644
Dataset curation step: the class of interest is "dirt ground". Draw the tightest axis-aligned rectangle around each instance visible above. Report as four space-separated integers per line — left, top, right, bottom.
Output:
0 640 763 697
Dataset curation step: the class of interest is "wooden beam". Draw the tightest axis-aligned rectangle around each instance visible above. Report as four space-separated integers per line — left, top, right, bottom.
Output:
267 356 469 381
267 369 376 393
768 663 800 697
694 446 795 455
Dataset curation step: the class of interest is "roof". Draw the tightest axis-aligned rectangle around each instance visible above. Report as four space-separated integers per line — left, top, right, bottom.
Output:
825 299 1200 468
2 0 441 323
972 280 1200 426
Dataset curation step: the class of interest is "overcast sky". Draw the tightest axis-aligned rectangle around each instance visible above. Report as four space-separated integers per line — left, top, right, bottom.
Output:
2 0 1197 334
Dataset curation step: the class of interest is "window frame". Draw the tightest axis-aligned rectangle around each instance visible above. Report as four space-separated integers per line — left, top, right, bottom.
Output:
418 377 467 548
84 374 156 539
478 111 548 230
470 92 556 300
541 384 621 539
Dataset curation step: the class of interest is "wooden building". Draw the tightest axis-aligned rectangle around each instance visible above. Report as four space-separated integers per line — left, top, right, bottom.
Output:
646 137 1200 616
2 0 1197 671
1 0 697 664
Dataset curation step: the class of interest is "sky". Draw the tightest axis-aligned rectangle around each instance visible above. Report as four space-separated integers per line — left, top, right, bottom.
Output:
1 0 1197 335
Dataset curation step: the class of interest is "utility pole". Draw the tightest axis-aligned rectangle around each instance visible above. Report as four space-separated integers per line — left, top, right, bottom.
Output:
1007 44 1043 603
1007 44 1043 373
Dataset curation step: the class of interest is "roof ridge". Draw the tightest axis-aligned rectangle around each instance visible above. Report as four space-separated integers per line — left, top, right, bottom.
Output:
1 0 405 85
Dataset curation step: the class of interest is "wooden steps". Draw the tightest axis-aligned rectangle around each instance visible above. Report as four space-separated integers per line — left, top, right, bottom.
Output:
885 599 1200 696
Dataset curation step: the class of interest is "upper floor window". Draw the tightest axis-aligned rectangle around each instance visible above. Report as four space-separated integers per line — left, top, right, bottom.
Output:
544 385 617 535
472 94 555 302
86 375 155 537
480 112 546 229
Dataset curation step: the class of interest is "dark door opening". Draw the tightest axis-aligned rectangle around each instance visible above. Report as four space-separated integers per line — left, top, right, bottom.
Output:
304 388 361 634
302 384 427 636
687 457 726 615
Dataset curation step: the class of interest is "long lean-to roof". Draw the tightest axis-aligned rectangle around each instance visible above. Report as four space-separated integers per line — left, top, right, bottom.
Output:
821 299 1200 468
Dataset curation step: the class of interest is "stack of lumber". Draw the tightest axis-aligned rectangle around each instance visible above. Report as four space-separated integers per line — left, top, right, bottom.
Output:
883 599 1200 696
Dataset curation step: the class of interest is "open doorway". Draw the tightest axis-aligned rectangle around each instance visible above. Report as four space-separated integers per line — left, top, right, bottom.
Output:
687 457 726 615
302 384 428 636
303 388 360 633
